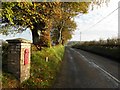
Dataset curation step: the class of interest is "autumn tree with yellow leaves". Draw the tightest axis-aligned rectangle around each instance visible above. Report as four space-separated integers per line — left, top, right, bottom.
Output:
1 1 110 49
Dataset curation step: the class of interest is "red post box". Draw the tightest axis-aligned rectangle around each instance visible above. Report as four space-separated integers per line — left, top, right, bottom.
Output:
24 49 29 65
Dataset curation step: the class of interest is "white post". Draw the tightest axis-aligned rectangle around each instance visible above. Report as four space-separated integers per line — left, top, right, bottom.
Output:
118 2 120 39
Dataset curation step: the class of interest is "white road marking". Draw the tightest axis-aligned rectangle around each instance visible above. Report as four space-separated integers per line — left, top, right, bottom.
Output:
70 48 120 84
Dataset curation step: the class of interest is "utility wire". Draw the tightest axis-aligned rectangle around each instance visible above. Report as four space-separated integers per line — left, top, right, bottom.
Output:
82 6 120 32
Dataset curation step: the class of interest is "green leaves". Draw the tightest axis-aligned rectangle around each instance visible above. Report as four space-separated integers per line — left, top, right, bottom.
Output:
1 2 104 46
4 7 14 24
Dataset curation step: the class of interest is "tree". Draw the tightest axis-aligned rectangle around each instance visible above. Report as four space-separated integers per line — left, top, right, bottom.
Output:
51 2 90 45
52 15 77 45
1 2 61 49
1 1 110 49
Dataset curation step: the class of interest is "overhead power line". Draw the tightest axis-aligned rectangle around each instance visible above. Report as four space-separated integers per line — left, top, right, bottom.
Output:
83 6 120 32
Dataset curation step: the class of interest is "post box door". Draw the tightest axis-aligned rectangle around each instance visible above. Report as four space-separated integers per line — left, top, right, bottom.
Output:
24 49 29 65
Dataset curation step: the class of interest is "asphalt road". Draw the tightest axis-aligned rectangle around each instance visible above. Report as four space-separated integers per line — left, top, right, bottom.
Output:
54 46 120 88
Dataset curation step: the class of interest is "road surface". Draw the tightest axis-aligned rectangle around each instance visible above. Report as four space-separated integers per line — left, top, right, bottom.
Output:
54 46 120 88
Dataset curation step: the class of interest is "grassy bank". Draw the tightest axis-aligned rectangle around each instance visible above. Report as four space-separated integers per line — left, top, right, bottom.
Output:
21 45 64 88
2 45 64 88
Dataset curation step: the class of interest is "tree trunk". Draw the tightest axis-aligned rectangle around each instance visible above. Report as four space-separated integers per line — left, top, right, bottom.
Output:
58 21 65 44
31 28 42 50
31 29 39 44
31 28 52 50
31 20 52 49
48 30 52 48
58 30 62 44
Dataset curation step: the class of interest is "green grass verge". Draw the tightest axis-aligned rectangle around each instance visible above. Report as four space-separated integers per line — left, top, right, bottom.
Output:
2 45 64 88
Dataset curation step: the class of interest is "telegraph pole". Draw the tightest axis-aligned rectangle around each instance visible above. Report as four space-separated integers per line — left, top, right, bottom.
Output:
80 32 82 42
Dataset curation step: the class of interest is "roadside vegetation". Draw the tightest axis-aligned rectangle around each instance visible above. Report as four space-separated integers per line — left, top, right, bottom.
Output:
1 1 109 49
1 1 111 88
2 44 64 88
72 38 120 61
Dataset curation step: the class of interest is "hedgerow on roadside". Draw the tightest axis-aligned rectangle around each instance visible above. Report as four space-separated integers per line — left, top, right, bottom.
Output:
72 38 120 60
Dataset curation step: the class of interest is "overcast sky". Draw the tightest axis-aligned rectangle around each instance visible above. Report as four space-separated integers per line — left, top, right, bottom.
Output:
71 0 119 41
0 0 119 42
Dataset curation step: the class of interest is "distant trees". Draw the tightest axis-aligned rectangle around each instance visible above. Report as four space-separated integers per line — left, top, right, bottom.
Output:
80 38 120 46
